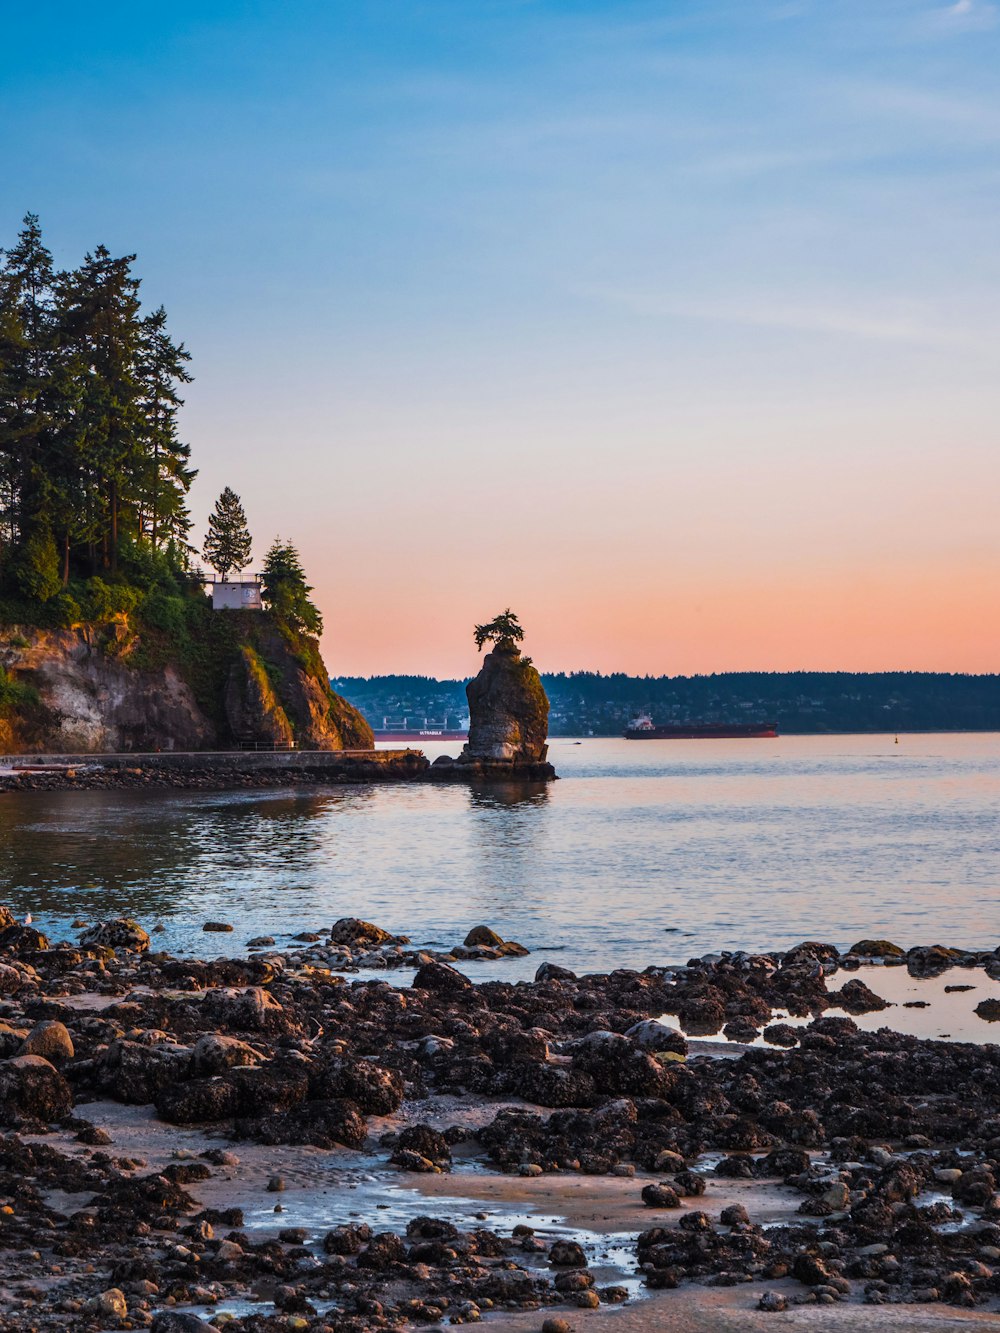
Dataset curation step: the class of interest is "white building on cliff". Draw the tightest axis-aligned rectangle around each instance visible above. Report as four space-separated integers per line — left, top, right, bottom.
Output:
209 574 263 610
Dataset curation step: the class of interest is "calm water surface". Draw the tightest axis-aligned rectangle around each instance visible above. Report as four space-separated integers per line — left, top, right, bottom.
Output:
1 734 998 974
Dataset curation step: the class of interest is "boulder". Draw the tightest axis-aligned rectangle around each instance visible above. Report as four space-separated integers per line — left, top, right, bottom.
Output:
625 1018 687 1056
330 917 403 947
831 978 889 1014
156 1077 240 1125
535 962 577 983
413 960 473 993
80 918 150 953
0 924 49 953
641 1183 682 1208
848 939 905 958
201 986 292 1033
0 963 22 995
19 1019 74 1065
392 1124 452 1169
0 1054 73 1125
309 1057 404 1116
246 1097 368 1149
96 1037 190 1104
151 1314 217 1333
465 925 504 948
190 1034 262 1076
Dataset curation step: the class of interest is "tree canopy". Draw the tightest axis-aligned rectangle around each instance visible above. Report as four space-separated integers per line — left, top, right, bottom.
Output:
261 538 322 635
474 608 524 652
0 213 195 595
203 487 252 580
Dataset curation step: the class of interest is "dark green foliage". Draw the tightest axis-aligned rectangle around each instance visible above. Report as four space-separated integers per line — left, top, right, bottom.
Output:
81 577 140 621
138 588 188 635
203 486 252 580
261 538 322 636
474 608 524 653
0 664 39 713
11 522 60 601
0 213 195 590
338 671 1000 736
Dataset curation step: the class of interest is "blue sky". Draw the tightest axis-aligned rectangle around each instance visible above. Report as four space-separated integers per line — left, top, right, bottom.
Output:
3 1 999 673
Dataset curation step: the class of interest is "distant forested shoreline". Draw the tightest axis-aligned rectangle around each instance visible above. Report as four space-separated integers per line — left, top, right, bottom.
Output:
334 671 1000 736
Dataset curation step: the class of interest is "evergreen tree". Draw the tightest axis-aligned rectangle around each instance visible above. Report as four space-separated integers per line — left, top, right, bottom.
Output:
203 487 252 580
260 538 322 635
0 214 56 557
474 608 524 652
54 244 144 571
135 306 195 548
0 215 197 598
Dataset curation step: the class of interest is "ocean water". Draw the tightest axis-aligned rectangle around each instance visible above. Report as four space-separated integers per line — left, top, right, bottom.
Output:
2 734 999 976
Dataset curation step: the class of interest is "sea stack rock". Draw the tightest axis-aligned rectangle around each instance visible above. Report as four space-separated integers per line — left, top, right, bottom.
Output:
434 611 555 780
462 643 549 765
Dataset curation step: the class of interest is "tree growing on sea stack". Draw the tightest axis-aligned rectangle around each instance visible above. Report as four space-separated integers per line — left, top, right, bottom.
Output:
203 487 252 580
474 608 525 654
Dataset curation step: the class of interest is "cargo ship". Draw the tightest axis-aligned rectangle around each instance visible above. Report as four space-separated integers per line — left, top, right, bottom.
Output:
373 729 468 743
624 715 778 740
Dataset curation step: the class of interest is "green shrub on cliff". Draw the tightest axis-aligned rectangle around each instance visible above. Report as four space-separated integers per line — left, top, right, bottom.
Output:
138 589 188 635
0 665 38 713
83 578 141 621
10 524 61 603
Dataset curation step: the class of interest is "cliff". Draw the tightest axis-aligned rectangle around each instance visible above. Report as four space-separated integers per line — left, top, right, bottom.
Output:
0 610 372 754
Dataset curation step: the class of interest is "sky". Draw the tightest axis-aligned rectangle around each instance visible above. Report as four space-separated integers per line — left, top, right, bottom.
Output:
2 0 999 677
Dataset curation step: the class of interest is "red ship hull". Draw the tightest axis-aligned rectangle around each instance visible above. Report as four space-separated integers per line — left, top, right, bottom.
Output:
624 723 778 739
374 731 468 743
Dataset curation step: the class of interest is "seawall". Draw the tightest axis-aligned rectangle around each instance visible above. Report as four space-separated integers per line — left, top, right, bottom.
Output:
0 747 429 790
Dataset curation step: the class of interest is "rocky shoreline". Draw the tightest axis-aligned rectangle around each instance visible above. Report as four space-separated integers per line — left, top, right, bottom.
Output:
0 763 423 794
2 914 1000 1331
0 754 558 793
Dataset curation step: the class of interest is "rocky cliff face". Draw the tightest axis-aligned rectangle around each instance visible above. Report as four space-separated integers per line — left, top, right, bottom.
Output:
0 625 214 753
223 625 372 751
0 615 372 754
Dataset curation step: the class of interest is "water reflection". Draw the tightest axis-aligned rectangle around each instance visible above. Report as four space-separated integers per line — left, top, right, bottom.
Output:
2 735 999 969
467 782 550 810
0 786 376 929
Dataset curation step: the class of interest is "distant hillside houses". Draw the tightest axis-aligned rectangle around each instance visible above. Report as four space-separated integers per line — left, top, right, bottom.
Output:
333 672 1000 737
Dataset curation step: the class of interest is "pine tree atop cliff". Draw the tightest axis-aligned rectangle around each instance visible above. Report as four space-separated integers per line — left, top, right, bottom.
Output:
203 487 252 581
261 538 322 635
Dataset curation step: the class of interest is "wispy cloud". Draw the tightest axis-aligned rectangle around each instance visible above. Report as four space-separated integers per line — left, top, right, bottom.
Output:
832 78 1000 140
920 0 999 34
578 285 985 351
